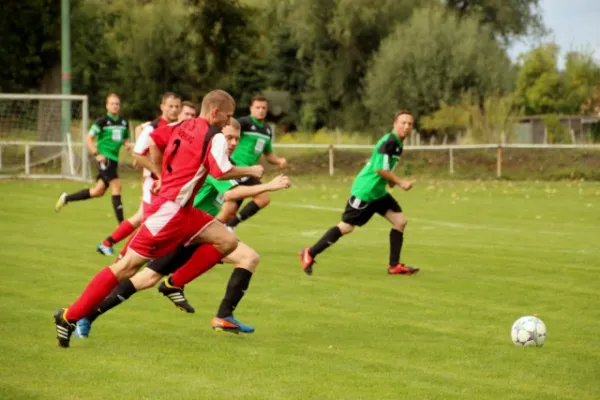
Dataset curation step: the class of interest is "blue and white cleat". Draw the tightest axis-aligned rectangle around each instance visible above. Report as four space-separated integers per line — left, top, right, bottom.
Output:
211 315 255 334
96 243 114 256
74 318 92 338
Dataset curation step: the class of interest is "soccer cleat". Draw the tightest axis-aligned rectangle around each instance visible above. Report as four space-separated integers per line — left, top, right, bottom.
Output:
157 278 195 313
211 315 255 334
298 248 315 276
54 308 75 348
96 243 115 256
74 318 92 338
55 193 67 212
387 263 420 275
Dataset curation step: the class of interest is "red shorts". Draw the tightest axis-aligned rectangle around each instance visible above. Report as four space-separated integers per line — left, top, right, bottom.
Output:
128 199 215 259
141 176 154 217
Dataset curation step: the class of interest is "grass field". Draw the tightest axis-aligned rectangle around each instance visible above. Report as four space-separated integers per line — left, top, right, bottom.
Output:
1 176 599 399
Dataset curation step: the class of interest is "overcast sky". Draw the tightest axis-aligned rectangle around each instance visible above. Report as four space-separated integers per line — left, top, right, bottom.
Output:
507 0 600 68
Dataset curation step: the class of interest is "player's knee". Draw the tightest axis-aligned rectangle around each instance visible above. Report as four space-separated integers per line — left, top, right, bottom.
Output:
134 270 162 290
90 186 106 197
241 248 260 272
219 233 238 256
337 222 354 235
111 180 122 193
254 193 270 208
394 215 407 231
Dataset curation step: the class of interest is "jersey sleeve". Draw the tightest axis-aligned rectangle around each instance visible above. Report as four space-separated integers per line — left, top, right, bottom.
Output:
207 175 237 195
88 118 103 136
206 134 233 178
134 124 155 155
123 120 130 140
373 135 397 171
150 125 172 152
263 137 273 154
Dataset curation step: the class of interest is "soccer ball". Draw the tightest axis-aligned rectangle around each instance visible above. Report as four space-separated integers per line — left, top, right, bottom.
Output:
511 316 547 347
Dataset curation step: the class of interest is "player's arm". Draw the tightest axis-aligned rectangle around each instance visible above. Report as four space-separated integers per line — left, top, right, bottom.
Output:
262 139 287 167
144 137 163 177
86 120 105 163
373 139 412 191
222 175 290 202
123 120 133 152
207 134 264 180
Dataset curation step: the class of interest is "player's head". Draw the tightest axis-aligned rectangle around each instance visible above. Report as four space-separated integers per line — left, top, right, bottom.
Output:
160 92 182 122
200 90 235 128
223 118 241 155
249 94 268 121
393 110 414 139
106 93 120 115
178 101 197 121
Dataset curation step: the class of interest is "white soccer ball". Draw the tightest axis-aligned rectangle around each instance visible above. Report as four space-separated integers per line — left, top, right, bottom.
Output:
511 316 547 347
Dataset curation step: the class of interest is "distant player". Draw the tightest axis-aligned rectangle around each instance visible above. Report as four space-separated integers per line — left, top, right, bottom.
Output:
298 110 420 276
74 120 290 337
96 94 190 256
53 90 264 348
226 95 287 229
55 93 132 222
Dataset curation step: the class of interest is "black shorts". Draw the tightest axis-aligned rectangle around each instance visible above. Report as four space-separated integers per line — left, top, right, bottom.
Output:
147 244 199 276
95 159 119 185
341 194 402 227
235 176 262 207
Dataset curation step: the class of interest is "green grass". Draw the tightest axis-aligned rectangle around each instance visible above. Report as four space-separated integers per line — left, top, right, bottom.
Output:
1 177 599 399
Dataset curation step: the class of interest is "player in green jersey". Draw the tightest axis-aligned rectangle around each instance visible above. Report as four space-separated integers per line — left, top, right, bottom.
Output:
73 119 291 338
226 95 288 229
298 110 420 276
55 93 132 223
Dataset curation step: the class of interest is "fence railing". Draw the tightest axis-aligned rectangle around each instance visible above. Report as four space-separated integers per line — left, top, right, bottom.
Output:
273 143 600 177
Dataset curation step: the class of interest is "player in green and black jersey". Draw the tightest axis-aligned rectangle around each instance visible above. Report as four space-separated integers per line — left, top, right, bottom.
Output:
55 93 132 223
298 110 420 276
226 95 288 229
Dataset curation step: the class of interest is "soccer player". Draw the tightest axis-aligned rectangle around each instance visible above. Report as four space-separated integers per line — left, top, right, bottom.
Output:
74 120 290 337
226 95 287 229
96 94 189 256
53 90 264 348
55 93 132 223
298 110 420 276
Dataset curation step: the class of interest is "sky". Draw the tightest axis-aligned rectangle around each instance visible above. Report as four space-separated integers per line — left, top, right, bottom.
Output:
508 0 600 68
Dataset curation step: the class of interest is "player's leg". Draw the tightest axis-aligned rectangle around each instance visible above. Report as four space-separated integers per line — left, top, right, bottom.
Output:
226 178 267 228
97 201 143 256
109 177 124 223
299 196 373 275
55 178 107 212
219 200 240 229
212 242 260 334
378 195 419 275
54 249 148 347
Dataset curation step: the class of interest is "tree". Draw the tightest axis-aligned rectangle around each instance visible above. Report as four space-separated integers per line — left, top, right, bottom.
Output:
365 6 513 132
562 51 600 114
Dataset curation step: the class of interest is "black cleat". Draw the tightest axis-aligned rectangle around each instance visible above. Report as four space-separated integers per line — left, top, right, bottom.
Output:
54 308 75 348
157 278 195 313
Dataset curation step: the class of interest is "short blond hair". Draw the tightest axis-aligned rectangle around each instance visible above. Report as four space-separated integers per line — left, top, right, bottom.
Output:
200 90 235 115
229 118 241 130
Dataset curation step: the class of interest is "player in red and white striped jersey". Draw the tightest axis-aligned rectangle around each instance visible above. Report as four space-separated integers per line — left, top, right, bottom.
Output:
53 90 263 348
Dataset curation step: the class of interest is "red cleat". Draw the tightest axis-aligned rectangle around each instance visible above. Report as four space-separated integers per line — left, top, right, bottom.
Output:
387 263 420 275
298 248 315 276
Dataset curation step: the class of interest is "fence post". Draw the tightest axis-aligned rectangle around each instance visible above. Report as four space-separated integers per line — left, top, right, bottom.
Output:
449 147 454 175
25 143 30 175
0 146 2 170
328 144 334 176
496 144 502 178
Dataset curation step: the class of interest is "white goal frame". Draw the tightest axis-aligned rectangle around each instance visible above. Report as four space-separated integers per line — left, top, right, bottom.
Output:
0 93 90 182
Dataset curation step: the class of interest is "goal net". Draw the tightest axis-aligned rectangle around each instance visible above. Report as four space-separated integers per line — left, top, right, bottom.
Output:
0 94 89 181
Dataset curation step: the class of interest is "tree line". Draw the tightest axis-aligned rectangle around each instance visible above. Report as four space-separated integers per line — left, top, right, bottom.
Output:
1 0 599 141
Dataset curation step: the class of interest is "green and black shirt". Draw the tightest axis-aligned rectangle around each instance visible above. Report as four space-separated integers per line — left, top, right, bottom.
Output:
89 113 130 161
231 116 273 166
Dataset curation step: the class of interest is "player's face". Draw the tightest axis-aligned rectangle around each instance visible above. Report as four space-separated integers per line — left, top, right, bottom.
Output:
106 96 120 115
178 105 197 121
210 103 235 128
393 114 414 139
222 125 240 155
161 97 182 122
250 100 268 120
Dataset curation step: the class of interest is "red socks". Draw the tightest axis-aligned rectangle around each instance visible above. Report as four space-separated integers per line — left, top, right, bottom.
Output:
104 220 136 247
170 245 224 288
65 267 119 321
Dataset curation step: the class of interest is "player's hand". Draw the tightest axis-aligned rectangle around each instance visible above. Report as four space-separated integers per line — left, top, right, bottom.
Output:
399 180 413 191
125 142 133 152
268 174 291 191
95 154 107 163
151 178 161 194
388 180 396 188
277 157 288 168
249 165 264 179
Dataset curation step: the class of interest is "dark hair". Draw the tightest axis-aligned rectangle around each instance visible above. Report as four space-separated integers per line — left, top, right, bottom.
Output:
161 92 180 103
394 110 413 121
250 94 268 106
181 100 197 111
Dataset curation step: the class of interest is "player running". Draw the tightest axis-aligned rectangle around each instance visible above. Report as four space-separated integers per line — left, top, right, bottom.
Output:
53 90 264 348
298 110 420 276
96 92 186 256
74 119 290 337
55 93 132 223
225 95 288 229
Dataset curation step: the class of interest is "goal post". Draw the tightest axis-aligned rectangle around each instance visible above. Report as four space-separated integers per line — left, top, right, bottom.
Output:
0 93 90 181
